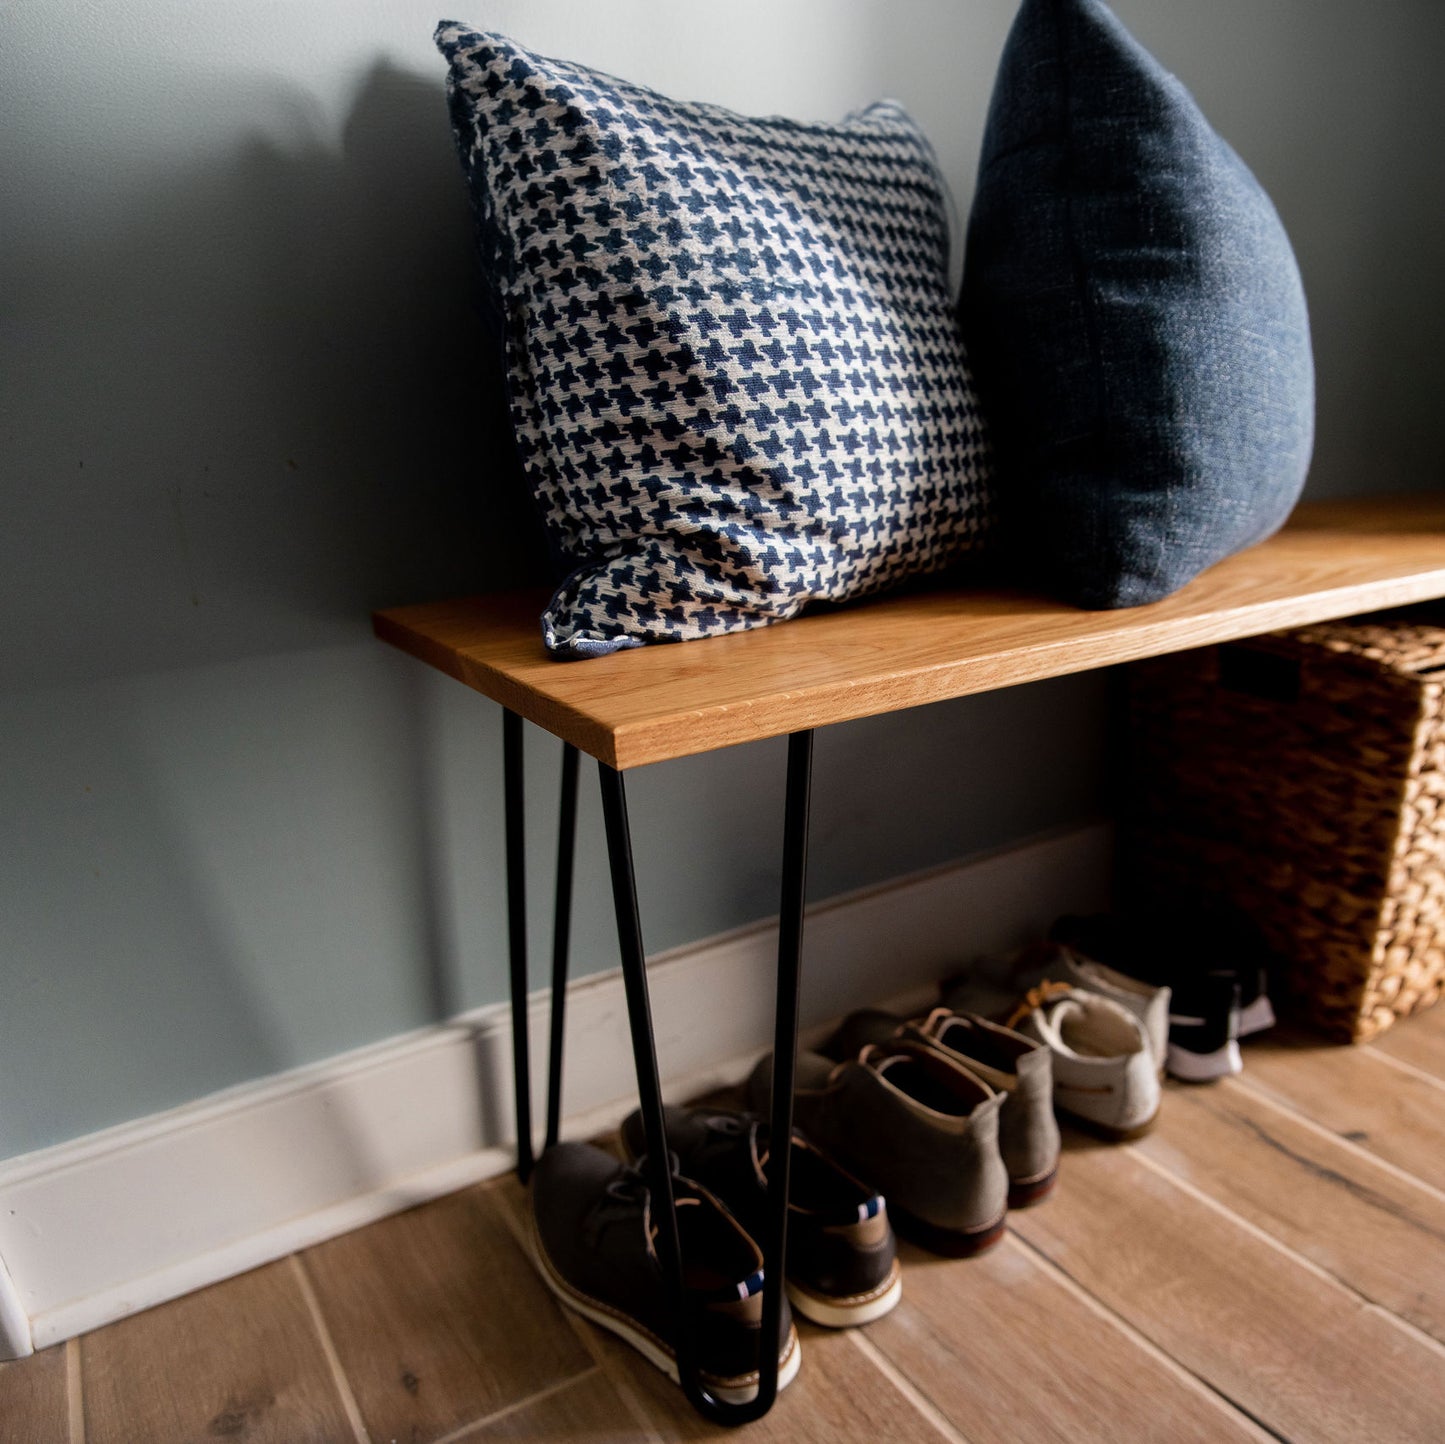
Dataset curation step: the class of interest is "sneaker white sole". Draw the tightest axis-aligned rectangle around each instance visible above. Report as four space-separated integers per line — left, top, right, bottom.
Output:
528 1211 801 1403
1167 1038 1243 1083
1055 1100 1160 1142
785 1259 903 1328
1238 994 1276 1037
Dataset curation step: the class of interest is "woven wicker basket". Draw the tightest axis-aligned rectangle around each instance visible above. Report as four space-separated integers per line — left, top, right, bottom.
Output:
1124 608 1445 1042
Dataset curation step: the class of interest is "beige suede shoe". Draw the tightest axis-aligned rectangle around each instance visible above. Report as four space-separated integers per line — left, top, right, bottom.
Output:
828 1006 1060 1207
747 1041 1008 1257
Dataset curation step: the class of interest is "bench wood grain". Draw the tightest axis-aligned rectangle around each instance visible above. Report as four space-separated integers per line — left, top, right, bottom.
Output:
375 494 1445 769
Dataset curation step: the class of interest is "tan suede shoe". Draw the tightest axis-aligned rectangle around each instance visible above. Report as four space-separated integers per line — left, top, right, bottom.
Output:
747 1041 1008 1257
829 1006 1060 1207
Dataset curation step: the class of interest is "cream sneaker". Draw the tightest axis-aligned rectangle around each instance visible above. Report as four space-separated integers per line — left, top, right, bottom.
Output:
1035 942 1171 1071
1005 983 1161 1140
962 941 1171 1073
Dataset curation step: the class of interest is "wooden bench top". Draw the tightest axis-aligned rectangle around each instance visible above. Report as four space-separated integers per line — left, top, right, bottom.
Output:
374 493 1445 770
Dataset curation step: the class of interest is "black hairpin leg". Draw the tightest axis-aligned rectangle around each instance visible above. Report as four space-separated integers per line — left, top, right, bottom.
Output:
597 730 813 1426
545 743 580 1149
503 710 534 1182
758 728 813 1397
504 716 580 1180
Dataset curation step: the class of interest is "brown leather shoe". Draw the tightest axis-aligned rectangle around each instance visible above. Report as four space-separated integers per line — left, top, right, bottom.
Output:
620 1105 902 1327
529 1142 800 1403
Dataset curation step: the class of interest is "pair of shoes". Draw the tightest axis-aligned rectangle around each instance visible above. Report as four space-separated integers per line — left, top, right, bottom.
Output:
942 967 1162 1141
530 1142 801 1405
747 1038 1011 1257
1049 910 1277 1082
828 1006 1060 1208
619 1106 902 1328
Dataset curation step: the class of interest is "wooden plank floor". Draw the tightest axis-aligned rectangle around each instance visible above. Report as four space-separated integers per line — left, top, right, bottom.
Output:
4 1007 1444 1442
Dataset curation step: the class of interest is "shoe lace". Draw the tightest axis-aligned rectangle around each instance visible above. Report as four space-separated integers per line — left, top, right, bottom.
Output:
853 1042 882 1074
916 1004 955 1037
597 1157 697 1258
698 1110 773 1174
1004 979 1074 1031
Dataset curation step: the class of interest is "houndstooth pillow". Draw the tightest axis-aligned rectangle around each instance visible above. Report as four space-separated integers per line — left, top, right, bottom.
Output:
437 24 994 657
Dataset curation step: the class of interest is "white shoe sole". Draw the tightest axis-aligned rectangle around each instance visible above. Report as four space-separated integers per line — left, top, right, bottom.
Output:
529 1212 801 1403
1052 1076 1160 1141
1167 1038 1243 1082
1238 994 1276 1037
785 1259 903 1328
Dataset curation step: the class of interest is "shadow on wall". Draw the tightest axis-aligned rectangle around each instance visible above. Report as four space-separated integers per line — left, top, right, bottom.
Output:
229 59 547 587
3 60 548 691
0 644 493 1156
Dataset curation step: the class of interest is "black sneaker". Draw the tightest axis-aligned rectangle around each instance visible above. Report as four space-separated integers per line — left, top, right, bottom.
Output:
1050 908 1276 1082
528 1142 800 1403
621 1106 901 1328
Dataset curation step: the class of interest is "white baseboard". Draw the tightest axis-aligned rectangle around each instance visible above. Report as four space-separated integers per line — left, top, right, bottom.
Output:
0 823 1109 1357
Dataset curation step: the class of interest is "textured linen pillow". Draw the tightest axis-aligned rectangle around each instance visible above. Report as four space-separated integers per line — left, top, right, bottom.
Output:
437 23 993 656
960 0 1314 609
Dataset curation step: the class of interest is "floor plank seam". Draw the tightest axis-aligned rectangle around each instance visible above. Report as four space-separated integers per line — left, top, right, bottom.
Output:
1204 1080 1445 1261
844 1328 974 1444
1006 1231 1286 1444
1124 1141 1445 1346
555 1310 663 1442
1359 1300 1445 1361
431 1367 603 1444
287 1254 372 1444
486 1179 532 1255
1229 1074 1445 1204
1360 1046 1445 1093
65 1337 84 1444
487 1179 666 1441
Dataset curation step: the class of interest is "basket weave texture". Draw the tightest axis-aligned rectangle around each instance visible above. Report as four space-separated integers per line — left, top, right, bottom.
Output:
1125 610 1445 1042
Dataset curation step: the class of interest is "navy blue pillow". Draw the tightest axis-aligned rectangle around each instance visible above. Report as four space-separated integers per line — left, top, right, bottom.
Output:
437 24 994 656
960 0 1315 608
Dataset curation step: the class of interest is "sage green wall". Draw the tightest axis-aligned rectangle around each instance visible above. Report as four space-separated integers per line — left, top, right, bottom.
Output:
3 1 1441 1159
